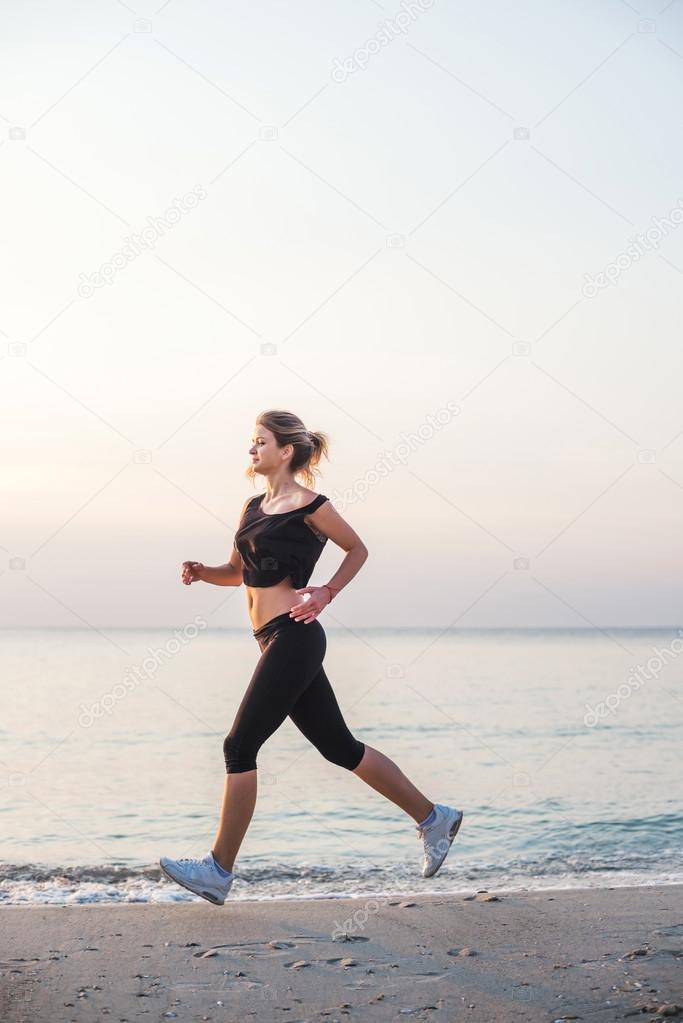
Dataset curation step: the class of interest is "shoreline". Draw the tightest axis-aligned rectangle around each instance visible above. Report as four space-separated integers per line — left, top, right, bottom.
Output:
3 873 683 906
4 877 683 900
2 883 681 1021
3 873 683 907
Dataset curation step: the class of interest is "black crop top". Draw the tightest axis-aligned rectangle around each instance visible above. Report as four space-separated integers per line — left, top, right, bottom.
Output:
233 493 330 588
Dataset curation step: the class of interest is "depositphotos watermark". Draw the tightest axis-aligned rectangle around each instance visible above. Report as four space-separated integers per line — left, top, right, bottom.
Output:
330 0 435 82
76 185 208 297
581 197 683 298
583 629 683 726
331 898 380 940
332 400 460 511
77 615 207 727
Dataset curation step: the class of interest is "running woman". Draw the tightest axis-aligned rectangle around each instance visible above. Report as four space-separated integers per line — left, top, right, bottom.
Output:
159 410 463 904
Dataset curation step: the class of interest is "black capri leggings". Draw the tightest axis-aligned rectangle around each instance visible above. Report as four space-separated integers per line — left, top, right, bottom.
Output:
223 611 366 774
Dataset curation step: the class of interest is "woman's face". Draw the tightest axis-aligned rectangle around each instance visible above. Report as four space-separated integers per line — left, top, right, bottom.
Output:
249 425 289 473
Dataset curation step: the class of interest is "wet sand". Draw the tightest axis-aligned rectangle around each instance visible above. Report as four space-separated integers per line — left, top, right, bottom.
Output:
1 884 681 1022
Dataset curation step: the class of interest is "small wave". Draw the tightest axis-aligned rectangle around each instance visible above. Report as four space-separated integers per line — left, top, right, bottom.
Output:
2 852 683 905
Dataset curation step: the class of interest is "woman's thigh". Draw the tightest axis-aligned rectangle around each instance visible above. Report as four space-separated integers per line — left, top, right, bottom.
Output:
288 664 364 767
227 621 326 749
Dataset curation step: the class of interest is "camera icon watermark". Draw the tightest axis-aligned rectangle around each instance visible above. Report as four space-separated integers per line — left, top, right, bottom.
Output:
637 19 656 33
512 983 537 1002
9 557 26 570
9 126 26 141
512 341 531 356
386 663 405 679
133 449 152 464
259 126 278 142
513 557 530 571
260 342 277 356
134 18 152 32
386 234 405 249
8 342 27 357
637 449 656 464
259 557 279 571
513 126 530 141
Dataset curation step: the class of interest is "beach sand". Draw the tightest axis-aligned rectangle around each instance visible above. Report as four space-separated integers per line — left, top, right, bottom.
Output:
1 884 681 1022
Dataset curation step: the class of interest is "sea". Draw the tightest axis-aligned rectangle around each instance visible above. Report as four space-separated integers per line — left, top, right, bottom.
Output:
1 625 681 905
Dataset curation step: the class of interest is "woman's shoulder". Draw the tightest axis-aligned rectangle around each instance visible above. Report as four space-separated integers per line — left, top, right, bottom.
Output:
239 494 262 516
302 490 329 508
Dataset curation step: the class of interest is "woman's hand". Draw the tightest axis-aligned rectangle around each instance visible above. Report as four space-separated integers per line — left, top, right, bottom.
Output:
181 561 204 585
289 586 331 624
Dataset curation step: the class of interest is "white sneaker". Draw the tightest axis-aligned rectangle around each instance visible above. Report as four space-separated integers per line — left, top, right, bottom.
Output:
159 850 234 905
416 804 464 878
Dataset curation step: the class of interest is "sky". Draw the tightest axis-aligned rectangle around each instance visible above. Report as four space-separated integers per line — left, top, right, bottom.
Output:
2 0 683 629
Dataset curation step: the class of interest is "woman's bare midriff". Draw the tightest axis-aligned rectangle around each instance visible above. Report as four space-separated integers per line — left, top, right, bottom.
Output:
246 576 302 632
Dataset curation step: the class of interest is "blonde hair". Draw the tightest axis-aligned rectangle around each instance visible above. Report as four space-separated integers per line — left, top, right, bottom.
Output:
246 410 330 489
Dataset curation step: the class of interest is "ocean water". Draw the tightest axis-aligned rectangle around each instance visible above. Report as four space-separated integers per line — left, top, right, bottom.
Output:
1 625 681 905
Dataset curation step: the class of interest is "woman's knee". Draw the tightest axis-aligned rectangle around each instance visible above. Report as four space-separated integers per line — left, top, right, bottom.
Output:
324 738 365 772
223 732 259 774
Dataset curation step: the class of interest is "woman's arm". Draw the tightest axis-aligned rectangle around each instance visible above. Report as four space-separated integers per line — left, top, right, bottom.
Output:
196 550 243 587
306 500 368 600
181 499 248 587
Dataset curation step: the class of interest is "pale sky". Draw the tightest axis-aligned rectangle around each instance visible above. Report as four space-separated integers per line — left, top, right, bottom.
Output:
2 0 683 629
